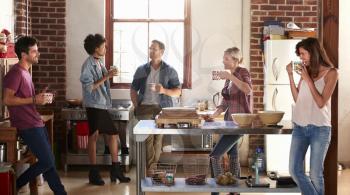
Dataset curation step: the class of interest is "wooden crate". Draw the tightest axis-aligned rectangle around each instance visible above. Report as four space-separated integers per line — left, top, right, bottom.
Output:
287 30 317 39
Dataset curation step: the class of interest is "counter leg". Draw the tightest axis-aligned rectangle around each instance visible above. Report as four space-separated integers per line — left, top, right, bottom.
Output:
64 163 68 172
136 141 145 195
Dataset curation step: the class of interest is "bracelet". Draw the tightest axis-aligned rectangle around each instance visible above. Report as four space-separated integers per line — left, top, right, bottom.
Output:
32 96 36 104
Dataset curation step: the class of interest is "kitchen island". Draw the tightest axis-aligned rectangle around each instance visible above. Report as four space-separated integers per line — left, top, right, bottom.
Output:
133 120 299 195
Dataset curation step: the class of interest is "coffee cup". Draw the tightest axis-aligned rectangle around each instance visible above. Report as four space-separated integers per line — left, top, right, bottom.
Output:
293 61 303 74
110 66 119 76
212 70 221 80
44 93 54 104
149 83 156 91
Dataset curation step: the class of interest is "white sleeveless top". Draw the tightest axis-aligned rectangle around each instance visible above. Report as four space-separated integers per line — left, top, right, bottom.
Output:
292 74 331 127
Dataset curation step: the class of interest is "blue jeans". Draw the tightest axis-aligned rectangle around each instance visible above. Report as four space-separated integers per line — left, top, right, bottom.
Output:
17 127 66 195
210 135 242 195
289 124 331 195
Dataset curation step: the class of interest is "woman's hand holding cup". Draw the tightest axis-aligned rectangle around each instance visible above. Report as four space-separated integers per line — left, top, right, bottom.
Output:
292 61 304 75
286 61 293 75
212 70 231 80
108 66 119 78
212 70 220 80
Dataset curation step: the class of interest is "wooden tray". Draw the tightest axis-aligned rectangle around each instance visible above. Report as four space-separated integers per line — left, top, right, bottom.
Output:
155 114 201 128
160 107 198 118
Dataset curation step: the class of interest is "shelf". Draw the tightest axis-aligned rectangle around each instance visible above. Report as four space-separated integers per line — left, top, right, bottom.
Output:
141 178 300 193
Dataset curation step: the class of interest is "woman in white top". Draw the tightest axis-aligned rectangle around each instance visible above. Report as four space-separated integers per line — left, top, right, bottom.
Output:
286 37 338 195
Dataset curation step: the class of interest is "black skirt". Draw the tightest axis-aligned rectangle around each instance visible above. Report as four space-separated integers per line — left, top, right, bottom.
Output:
86 107 118 135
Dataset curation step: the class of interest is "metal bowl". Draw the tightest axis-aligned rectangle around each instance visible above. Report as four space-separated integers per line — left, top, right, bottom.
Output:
66 99 82 107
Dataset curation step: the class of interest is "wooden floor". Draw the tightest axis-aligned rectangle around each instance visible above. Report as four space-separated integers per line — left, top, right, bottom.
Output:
18 168 350 195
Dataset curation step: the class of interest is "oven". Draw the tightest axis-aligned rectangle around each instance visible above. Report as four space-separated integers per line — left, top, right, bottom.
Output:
61 99 134 172
171 134 213 152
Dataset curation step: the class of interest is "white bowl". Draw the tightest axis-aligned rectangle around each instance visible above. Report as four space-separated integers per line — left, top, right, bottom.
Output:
257 111 284 125
231 113 257 127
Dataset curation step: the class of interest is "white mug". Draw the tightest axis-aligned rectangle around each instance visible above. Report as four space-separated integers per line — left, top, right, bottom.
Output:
110 66 119 76
292 61 303 74
44 93 54 104
149 83 156 91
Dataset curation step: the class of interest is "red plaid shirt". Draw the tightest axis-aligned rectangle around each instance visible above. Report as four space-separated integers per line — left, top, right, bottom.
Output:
217 67 252 121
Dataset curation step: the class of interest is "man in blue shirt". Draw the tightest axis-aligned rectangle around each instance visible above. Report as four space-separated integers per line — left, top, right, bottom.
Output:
130 40 181 166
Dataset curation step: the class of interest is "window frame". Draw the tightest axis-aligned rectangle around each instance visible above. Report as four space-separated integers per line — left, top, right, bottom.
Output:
105 0 192 89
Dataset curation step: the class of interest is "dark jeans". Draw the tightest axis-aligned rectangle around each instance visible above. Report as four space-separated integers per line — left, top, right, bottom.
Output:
17 127 66 195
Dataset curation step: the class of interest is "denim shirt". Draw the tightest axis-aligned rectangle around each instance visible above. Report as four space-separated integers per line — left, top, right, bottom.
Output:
131 61 180 108
80 56 112 109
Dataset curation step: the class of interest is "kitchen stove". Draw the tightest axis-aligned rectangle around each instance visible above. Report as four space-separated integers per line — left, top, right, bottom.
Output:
61 99 134 172
62 99 132 121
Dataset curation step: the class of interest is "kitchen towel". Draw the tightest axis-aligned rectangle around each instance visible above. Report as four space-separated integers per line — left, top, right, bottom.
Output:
76 121 89 149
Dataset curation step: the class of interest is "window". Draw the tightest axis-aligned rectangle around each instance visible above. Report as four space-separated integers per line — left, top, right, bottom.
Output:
106 0 192 89
0 0 15 35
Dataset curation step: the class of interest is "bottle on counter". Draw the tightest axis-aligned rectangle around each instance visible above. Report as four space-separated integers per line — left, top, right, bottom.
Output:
254 147 265 173
251 147 265 184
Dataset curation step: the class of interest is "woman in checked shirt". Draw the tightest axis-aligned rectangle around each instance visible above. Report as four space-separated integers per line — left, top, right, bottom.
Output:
208 47 252 195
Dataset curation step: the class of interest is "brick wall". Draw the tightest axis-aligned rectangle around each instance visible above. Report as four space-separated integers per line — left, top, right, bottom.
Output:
29 0 66 117
249 0 319 156
15 0 29 36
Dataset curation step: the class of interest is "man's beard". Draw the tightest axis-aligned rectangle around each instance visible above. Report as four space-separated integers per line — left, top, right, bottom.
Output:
29 57 39 64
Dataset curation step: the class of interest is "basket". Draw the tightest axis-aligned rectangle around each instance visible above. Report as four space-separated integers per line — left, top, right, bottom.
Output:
210 156 239 186
147 163 177 186
211 156 230 175
183 157 209 185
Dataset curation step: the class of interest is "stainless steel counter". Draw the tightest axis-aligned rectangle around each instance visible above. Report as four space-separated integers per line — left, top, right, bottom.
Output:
142 178 299 193
134 120 292 140
133 120 296 195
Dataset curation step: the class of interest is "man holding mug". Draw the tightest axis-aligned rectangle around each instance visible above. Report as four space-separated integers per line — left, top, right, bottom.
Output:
3 36 66 194
130 40 181 167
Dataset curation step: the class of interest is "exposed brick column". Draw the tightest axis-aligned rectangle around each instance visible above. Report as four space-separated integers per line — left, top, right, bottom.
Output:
29 0 66 115
15 0 30 36
249 0 319 156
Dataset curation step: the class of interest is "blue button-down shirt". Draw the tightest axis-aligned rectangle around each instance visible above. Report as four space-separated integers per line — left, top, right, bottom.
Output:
131 61 180 108
80 56 112 109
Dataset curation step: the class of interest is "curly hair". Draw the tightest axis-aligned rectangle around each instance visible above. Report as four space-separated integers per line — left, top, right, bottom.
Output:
83 34 106 55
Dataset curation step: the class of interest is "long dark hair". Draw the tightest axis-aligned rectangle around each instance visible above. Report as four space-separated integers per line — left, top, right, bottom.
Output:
295 37 334 78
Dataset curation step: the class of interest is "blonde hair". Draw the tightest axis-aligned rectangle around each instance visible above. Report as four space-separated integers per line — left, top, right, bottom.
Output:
224 47 243 64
